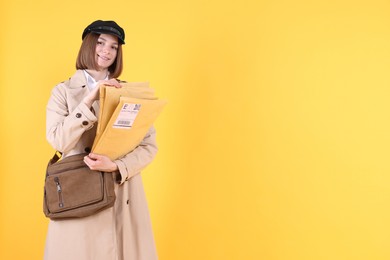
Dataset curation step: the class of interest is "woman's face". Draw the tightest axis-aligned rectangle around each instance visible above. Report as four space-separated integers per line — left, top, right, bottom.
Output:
95 33 119 71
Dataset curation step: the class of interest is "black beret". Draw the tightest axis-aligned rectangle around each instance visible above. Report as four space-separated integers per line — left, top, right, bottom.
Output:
82 20 125 44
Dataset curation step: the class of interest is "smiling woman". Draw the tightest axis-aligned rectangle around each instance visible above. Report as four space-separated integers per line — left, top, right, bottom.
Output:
76 22 124 80
95 34 119 70
44 20 158 260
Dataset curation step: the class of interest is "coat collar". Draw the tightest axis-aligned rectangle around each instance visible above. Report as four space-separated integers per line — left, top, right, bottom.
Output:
68 70 88 89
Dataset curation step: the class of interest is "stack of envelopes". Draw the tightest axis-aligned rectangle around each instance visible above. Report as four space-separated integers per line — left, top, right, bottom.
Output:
92 82 167 160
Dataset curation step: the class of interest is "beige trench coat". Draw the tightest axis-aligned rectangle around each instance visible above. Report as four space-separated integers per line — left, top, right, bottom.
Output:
44 70 158 260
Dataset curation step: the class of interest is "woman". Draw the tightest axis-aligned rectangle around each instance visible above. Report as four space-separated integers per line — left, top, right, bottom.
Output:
45 20 158 260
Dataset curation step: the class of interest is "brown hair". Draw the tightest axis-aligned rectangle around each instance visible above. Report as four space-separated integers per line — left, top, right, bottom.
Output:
76 33 123 78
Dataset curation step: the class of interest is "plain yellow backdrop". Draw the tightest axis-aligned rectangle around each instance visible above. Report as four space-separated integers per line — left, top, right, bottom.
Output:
1 0 390 259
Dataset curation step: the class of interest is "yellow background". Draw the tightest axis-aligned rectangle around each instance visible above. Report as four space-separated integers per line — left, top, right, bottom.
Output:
1 0 390 259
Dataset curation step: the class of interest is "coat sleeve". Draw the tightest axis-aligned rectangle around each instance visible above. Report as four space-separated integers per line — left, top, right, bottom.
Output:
46 85 98 153
114 126 158 184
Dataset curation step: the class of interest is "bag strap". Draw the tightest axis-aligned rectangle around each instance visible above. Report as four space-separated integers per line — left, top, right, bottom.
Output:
49 151 62 165
45 151 62 178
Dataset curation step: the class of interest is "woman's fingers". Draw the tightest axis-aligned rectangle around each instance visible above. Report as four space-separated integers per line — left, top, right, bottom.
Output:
84 153 118 172
98 78 122 88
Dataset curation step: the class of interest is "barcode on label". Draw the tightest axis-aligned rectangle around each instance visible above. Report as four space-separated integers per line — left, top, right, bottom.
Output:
117 120 131 125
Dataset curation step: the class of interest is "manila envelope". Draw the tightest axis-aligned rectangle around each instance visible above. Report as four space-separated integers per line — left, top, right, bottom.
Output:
92 96 167 160
96 82 156 137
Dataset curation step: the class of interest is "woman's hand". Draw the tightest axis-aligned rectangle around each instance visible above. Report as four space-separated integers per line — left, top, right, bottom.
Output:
84 153 119 172
83 78 122 108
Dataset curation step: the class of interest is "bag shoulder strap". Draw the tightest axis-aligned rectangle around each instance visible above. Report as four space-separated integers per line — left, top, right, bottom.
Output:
49 151 62 165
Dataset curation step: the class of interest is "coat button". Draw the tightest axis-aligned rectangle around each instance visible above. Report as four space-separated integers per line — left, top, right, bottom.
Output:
126 200 129 204
76 113 82 118
82 121 88 126
84 147 91 153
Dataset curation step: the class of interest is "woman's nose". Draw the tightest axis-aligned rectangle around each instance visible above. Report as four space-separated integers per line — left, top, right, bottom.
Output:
102 46 110 54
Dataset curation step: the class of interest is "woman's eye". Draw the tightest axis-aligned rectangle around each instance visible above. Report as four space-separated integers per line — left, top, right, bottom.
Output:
112 46 118 50
97 41 104 45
